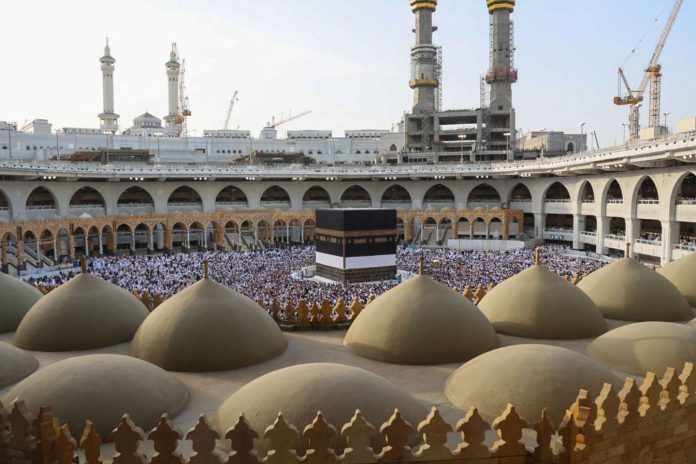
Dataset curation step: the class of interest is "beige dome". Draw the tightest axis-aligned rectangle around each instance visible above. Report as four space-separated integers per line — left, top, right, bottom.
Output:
577 257 692 322
587 322 696 376
130 278 287 371
213 363 426 440
0 273 42 333
14 273 148 351
343 275 499 364
0 341 38 388
479 264 606 339
659 252 696 307
445 344 622 422
2 354 189 439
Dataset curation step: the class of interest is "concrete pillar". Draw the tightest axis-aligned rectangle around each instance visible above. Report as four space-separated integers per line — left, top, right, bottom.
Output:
53 238 58 261
186 229 190 249
98 234 103 256
625 218 639 258
16 238 25 270
572 215 583 250
35 239 42 267
130 232 135 252
203 229 207 248
164 227 172 251
301 225 305 243
68 233 75 260
149 231 154 252
534 213 545 239
1 239 8 273
661 220 676 265
469 223 474 240
286 225 290 243
596 216 608 255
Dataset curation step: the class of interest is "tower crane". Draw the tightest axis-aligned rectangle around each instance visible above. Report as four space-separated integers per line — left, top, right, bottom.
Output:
614 0 683 140
223 91 239 130
175 52 191 137
265 110 312 129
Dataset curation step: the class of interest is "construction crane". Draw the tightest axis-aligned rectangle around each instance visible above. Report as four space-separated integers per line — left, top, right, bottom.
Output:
265 110 312 129
223 91 239 130
614 0 683 140
175 50 192 137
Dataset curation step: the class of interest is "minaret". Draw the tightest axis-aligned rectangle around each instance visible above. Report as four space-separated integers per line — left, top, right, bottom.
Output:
98 39 119 133
409 0 438 114
163 43 180 130
486 0 517 112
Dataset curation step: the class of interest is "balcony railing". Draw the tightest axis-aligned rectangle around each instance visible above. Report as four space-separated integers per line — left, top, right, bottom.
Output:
215 202 248 209
636 238 662 246
605 234 625 241
677 199 696 206
607 199 624 204
637 199 659 205
676 244 696 251
545 199 571 204
580 231 597 237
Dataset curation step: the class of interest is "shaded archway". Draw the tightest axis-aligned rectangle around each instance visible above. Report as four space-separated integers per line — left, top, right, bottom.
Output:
423 184 454 208
340 185 372 207
606 180 623 203
39 229 56 262
69 187 106 217
274 219 288 245
544 182 571 202
117 186 155 215
189 221 206 249
438 217 452 245
637 177 659 203
25 187 57 219
472 217 486 239
489 217 503 239
381 185 412 208
580 182 595 203
134 223 151 252
608 217 626 238
116 224 133 253
676 173 696 205
0 189 11 222
302 186 331 209
215 186 248 209
289 219 302 243
171 222 188 250
168 186 203 213
467 184 501 208
257 220 271 244
260 186 291 209
545 214 573 231
457 217 470 238
509 184 532 204
86 226 101 256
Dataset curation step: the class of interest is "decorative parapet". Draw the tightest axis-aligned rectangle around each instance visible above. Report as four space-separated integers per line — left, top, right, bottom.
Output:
3 362 696 463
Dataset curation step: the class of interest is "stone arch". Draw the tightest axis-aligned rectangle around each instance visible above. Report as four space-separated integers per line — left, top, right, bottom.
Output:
423 184 454 207
634 176 660 202
508 183 533 204
380 185 412 208
302 186 331 208
304 218 316 242
171 222 188 249
579 181 595 203
215 185 248 208
25 186 58 218
489 217 503 239
257 219 271 243
604 179 624 203
472 217 486 239
274 219 288 244
457 217 470 237
0 187 12 220
543 182 571 202
117 186 155 216
189 221 206 248
133 223 151 251
260 185 291 207
467 183 502 208
168 185 203 211
115 223 132 252
340 185 372 207
672 172 696 207
69 186 106 217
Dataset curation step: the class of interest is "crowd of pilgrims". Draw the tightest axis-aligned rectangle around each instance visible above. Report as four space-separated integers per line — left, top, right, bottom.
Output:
23 245 606 306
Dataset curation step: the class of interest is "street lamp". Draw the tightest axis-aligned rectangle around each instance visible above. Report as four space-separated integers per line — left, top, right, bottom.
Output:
458 134 465 164
579 122 586 152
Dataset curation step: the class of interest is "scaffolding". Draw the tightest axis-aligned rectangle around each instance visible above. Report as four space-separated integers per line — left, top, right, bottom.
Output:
435 45 443 112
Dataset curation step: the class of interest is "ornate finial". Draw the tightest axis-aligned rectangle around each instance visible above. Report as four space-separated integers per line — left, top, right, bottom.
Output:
203 260 208 279
81 256 87 273
419 255 425 275
625 242 631 258
534 247 542 266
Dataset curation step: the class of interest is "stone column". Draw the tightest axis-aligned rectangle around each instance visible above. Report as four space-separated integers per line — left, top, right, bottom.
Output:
186 229 190 249
661 220 676 265
164 227 172 251
286 224 290 243
596 216 608 255
130 232 136 252
98 234 103 256
203 229 208 249
301 225 305 243
16 237 25 270
1 239 8 273
469 223 474 240
35 239 42 267
572 214 583 250
502 217 510 240
148 231 154 253
53 238 58 261
625 218 639 258
68 233 75 260
534 213 545 240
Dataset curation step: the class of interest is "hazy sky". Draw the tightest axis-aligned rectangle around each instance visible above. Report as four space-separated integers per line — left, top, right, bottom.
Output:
1 0 694 147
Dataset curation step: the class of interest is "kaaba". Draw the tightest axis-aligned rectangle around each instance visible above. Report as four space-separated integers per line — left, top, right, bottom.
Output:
315 209 398 284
